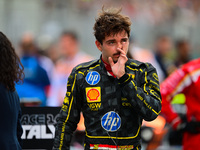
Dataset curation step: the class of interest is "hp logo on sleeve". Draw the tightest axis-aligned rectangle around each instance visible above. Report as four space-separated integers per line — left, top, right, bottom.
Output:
86 71 100 85
101 111 121 132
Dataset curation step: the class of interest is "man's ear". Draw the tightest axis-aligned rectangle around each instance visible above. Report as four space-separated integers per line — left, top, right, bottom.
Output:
95 40 102 52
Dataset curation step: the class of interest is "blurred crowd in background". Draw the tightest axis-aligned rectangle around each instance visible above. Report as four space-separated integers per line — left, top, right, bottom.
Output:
1 0 200 57
0 0 199 106
1 0 200 149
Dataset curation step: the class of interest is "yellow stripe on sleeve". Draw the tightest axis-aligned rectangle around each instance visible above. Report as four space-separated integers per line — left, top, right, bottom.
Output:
59 74 77 149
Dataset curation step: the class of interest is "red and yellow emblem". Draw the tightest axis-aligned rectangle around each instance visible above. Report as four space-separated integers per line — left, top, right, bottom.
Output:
86 87 101 103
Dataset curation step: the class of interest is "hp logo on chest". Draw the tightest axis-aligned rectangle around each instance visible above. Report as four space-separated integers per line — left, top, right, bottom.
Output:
86 71 100 85
101 111 121 132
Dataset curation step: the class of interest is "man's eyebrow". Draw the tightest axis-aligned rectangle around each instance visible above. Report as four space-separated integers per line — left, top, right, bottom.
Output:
121 37 128 41
105 39 116 43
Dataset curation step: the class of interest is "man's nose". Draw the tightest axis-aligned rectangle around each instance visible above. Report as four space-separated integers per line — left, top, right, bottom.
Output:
117 42 123 49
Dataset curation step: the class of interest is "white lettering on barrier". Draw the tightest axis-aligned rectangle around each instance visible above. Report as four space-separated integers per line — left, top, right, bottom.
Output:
22 125 55 139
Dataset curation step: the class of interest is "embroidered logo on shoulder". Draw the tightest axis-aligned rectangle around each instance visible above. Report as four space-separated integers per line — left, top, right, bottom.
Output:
101 111 121 132
86 87 101 103
86 71 100 85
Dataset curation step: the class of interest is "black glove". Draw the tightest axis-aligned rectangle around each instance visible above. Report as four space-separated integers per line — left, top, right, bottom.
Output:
185 121 200 134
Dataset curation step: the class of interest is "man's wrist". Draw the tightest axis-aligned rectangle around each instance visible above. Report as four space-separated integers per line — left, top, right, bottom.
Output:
117 72 125 79
118 73 130 85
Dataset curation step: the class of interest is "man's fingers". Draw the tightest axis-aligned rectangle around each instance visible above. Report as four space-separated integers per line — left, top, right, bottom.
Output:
108 57 114 66
117 48 126 55
120 53 127 57
120 53 128 61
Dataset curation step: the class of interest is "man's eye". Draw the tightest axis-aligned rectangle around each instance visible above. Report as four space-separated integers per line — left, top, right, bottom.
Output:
108 41 115 45
122 39 127 43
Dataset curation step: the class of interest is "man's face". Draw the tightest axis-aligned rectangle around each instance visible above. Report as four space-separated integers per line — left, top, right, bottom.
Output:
156 36 172 55
59 35 78 57
95 30 129 63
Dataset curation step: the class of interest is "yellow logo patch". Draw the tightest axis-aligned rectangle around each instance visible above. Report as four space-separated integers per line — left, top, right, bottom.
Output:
66 92 71 96
86 87 101 103
63 96 69 104
88 103 101 111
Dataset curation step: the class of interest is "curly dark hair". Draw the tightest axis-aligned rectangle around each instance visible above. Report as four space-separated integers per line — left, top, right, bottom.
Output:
93 7 132 44
0 32 24 91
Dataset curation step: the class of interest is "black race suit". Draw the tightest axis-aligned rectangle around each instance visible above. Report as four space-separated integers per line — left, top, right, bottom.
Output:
53 58 162 150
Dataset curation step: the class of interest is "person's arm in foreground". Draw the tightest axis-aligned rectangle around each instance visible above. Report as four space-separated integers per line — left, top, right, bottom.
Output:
17 97 23 148
160 67 187 129
53 68 81 150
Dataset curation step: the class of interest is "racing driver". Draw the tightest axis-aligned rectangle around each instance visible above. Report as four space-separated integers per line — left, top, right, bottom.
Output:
53 7 162 150
161 58 200 150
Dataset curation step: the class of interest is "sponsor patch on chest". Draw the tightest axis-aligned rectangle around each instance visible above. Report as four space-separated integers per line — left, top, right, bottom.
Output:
85 71 100 85
101 111 121 132
86 87 101 103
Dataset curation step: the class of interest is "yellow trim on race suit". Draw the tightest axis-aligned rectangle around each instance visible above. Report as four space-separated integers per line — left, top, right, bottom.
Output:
124 75 131 83
126 66 149 96
126 66 139 72
131 80 137 90
152 109 161 115
143 71 149 95
59 74 77 149
89 64 100 70
78 71 85 75
131 78 160 116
